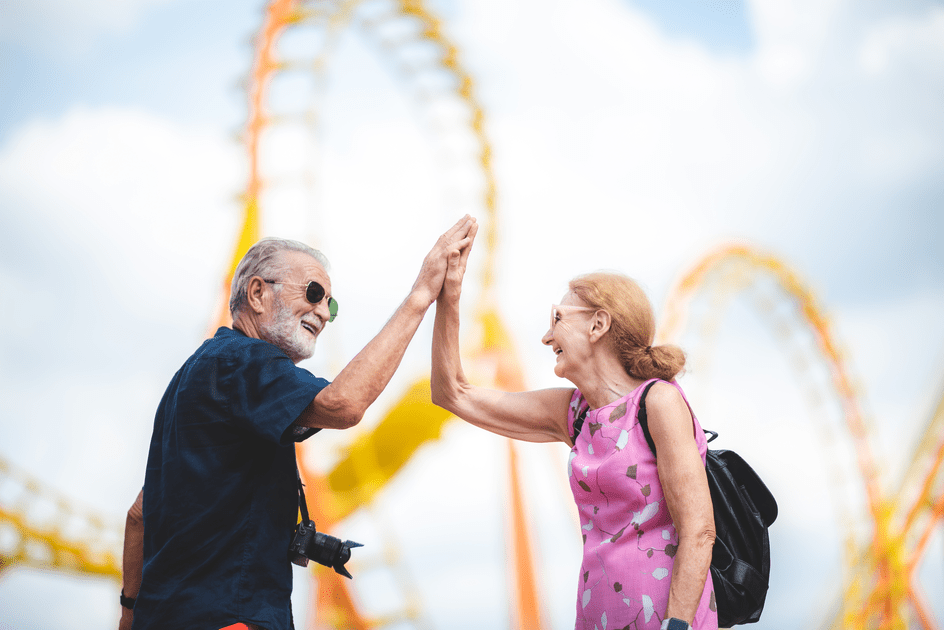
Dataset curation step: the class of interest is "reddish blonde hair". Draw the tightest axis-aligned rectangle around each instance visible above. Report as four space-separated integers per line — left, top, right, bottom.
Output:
569 271 685 381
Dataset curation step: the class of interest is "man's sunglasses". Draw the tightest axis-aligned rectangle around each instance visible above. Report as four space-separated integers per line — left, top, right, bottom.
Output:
264 280 338 322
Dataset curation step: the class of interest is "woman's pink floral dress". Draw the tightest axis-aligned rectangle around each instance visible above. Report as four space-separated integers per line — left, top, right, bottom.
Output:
567 379 717 630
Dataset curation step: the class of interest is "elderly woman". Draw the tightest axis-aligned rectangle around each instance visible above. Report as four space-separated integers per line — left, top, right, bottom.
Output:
431 239 717 630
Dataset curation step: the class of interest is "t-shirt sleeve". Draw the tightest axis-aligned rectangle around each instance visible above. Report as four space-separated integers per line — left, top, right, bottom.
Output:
225 341 330 446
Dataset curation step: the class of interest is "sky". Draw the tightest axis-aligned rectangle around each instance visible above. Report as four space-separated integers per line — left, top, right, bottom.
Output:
1 0 943 628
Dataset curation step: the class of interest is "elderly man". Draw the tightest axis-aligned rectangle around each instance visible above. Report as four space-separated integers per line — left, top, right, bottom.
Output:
119 216 476 630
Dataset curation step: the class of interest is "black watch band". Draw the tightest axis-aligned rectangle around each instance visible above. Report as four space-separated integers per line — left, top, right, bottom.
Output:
661 618 691 630
120 589 136 610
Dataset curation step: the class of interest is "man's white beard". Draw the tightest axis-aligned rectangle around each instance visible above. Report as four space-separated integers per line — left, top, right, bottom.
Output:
260 297 317 363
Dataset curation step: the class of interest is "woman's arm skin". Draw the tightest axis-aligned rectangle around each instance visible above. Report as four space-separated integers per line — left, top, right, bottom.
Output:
430 234 573 445
646 382 716 625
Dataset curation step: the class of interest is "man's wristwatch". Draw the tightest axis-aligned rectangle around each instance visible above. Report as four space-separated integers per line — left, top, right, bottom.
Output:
661 618 691 630
120 589 136 610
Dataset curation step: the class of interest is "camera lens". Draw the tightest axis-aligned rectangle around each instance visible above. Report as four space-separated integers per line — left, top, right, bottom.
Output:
312 532 363 579
288 520 362 578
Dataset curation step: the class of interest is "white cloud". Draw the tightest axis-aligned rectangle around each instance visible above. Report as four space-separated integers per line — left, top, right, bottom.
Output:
0 106 241 319
0 0 179 52
859 5 944 76
749 0 846 88
0 0 169 52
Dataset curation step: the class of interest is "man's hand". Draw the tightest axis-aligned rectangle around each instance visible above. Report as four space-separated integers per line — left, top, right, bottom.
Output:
119 606 133 630
410 215 477 307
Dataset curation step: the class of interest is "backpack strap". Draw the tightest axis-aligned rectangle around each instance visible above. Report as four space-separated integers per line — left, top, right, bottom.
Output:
637 381 717 455
636 380 660 455
570 402 588 445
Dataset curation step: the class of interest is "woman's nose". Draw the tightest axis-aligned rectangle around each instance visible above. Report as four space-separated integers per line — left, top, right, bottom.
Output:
541 329 553 345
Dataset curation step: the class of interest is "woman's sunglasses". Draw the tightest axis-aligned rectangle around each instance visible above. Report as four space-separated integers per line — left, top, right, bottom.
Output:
264 279 338 322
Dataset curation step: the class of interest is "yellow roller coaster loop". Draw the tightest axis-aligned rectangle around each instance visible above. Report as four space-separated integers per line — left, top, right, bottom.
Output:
0 456 121 581
208 0 500 335
658 244 883 522
658 243 944 630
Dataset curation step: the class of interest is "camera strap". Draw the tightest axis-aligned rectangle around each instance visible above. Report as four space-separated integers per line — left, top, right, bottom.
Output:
296 466 311 523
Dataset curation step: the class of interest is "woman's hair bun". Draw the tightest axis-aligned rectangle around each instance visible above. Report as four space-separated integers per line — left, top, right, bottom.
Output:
569 272 685 381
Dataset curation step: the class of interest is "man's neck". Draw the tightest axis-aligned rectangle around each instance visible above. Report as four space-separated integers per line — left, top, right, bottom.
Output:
231 313 262 340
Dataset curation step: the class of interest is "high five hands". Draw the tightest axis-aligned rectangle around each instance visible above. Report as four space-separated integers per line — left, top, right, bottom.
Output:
440 217 478 305
412 215 478 306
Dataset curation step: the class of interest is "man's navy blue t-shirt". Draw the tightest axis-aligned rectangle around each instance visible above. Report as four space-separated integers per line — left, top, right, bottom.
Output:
134 327 329 630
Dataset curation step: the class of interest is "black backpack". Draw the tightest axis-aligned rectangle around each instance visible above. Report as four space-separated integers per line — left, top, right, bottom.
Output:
637 381 778 627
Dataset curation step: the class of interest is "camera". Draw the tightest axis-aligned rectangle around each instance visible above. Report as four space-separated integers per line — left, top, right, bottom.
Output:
288 519 363 579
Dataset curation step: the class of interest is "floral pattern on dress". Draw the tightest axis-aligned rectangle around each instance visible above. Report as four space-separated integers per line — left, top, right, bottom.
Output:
567 379 717 630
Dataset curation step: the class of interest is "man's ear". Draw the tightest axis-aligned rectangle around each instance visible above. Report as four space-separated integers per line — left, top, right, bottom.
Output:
589 309 611 343
246 277 267 315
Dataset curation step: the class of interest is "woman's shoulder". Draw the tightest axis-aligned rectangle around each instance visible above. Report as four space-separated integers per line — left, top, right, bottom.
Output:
643 380 692 419
644 380 703 443
645 379 683 401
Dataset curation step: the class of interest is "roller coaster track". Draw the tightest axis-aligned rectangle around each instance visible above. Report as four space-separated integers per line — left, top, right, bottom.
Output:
208 0 499 334
658 244 944 630
0 456 121 581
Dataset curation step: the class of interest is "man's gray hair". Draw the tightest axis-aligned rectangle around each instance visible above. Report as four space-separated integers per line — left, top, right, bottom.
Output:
229 237 330 316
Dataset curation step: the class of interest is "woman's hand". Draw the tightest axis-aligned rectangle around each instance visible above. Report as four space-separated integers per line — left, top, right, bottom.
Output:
439 219 477 305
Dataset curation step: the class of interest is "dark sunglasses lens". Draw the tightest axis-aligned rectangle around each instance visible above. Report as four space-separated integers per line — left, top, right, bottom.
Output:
327 297 338 322
303 281 336 322
305 282 326 304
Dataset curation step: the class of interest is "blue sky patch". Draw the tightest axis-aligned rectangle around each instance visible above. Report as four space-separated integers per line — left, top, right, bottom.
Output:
624 0 753 54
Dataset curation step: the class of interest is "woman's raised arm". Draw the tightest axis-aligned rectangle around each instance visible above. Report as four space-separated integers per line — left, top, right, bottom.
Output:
430 228 573 444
